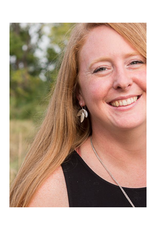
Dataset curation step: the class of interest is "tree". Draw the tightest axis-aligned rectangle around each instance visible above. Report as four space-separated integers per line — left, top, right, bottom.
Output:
43 23 74 82
10 23 74 120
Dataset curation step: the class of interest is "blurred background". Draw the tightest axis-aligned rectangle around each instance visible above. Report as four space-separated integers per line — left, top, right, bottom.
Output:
10 23 74 184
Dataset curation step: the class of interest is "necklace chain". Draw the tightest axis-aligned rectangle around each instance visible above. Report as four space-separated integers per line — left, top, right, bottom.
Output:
90 137 135 207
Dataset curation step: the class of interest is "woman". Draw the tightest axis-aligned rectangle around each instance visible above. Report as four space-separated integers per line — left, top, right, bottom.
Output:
10 23 146 207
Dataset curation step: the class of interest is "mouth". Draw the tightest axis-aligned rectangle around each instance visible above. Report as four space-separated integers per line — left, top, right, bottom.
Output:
108 95 141 107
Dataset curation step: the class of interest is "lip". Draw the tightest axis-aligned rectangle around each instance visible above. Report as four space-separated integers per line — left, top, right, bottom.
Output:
108 95 141 104
107 94 142 110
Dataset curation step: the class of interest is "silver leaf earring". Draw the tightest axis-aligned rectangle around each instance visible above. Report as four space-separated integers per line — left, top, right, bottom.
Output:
77 107 88 123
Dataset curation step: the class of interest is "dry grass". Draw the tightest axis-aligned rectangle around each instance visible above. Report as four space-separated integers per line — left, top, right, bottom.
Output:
10 120 37 184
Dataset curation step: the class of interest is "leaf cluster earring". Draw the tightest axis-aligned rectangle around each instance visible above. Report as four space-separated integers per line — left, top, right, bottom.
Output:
77 106 88 123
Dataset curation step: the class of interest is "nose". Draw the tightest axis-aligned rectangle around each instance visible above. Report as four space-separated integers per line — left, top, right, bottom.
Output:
113 67 133 90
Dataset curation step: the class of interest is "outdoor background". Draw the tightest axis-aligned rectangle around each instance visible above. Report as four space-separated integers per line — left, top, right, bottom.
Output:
10 23 74 184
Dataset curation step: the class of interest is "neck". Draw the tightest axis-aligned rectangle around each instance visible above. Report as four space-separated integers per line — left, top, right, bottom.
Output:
92 123 146 161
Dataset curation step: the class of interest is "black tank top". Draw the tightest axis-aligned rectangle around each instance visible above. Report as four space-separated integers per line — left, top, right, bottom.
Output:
61 151 146 207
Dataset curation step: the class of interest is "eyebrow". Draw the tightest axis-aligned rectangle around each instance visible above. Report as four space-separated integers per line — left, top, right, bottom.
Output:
89 52 142 69
123 52 142 58
89 57 112 69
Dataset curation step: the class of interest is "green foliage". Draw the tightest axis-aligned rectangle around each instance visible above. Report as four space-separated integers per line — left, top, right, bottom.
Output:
10 68 50 120
10 23 74 121
10 23 41 76
50 23 74 48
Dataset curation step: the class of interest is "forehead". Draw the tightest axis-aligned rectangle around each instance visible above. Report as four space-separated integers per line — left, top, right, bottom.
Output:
79 25 136 62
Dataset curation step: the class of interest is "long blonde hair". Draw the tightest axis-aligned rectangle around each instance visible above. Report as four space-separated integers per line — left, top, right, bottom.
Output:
10 23 146 207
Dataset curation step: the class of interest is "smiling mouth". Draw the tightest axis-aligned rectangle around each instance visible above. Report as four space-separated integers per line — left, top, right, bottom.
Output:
108 95 141 107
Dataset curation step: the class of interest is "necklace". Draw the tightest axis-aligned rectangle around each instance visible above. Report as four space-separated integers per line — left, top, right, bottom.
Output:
90 137 135 207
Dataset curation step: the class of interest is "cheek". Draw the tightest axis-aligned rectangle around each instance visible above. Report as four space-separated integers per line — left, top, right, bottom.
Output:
80 78 111 104
133 69 146 92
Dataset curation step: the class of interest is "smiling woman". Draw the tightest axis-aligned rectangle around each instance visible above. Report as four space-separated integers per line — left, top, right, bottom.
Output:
78 25 146 132
10 23 146 207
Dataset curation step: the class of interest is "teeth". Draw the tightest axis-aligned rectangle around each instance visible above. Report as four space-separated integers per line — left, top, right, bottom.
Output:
110 96 138 107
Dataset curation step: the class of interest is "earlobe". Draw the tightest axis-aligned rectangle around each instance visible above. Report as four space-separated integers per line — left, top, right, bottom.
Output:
77 89 85 107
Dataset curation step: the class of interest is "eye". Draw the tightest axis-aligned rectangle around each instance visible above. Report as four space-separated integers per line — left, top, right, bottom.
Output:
129 60 144 65
93 67 107 73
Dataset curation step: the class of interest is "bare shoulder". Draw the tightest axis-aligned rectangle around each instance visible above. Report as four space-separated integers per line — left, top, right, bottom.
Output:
28 166 69 207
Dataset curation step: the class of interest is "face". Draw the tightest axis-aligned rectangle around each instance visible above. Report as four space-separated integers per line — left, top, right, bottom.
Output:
77 26 146 132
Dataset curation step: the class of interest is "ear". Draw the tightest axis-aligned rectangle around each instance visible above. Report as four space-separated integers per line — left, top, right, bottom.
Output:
76 88 85 107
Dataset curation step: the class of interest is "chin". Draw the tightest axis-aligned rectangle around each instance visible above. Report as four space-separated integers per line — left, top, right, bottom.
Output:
113 119 146 131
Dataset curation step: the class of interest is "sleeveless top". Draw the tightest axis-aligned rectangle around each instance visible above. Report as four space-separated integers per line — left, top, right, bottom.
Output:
61 151 146 207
